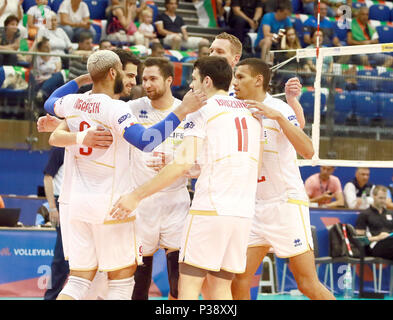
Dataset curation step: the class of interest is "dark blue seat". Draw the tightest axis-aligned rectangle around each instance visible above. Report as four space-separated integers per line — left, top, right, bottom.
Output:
299 91 327 122
369 4 391 21
84 0 109 20
379 71 393 93
334 91 353 124
48 0 63 12
292 0 303 14
377 25 393 43
351 91 379 125
376 93 393 126
357 69 378 92
22 0 37 12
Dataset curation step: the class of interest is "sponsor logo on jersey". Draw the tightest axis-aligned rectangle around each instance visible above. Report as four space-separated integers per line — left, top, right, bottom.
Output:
118 113 132 124
294 239 302 247
288 115 297 121
140 110 148 119
184 121 195 129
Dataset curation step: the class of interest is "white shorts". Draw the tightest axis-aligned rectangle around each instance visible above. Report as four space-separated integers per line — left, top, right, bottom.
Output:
248 199 313 258
179 212 252 274
59 203 69 260
163 34 206 50
135 188 190 256
68 217 143 272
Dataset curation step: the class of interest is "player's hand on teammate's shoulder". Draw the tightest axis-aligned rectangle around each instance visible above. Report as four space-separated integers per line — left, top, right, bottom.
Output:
74 74 93 88
37 114 62 133
176 89 208 119
244 100 281 121
285 77 302 99
83 126 113 149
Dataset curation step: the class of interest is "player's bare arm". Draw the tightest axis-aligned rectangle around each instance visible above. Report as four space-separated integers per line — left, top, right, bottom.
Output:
245 100 314 159
110 136 202 220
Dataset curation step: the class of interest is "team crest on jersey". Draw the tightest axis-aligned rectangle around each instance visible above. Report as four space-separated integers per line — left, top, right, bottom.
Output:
184 121 195 130
140 110 148 119
118 113 132 124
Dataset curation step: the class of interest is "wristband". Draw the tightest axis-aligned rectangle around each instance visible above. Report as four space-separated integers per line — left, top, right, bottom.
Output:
76 130 88 145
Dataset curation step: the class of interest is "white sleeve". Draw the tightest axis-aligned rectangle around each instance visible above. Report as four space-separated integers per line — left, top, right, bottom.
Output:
58 1 68 14
81 3 90 18
343 182 357 209
108 101 139 137
183 110 206 139
279 102 300 128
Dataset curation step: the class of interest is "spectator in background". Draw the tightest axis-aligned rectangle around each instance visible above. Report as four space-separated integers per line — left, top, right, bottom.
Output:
106 0 145 45
227 0 263 43
155 0 209 50
303 1 341 47
302 30 333 86
198 43 209 57
0 195 4 208
99 39 115 50
0 0 25 37
255 1 292 63
347 6 393 68
27 0 52 40
150 41 165 57
58 0 96 43
344 167 374 210
68 32 93 83
355 185 393 260
42 146 69 300
138 8 159 48
36 11 73 56
305 166 344 208
32 37 64 108
215 0 231 27
0 14 21 66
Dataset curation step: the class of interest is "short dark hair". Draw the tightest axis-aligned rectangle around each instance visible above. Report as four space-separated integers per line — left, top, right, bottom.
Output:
237 58 271 92
277 0 292 12
151 42 164 51
144 57 174 79
4 15 19 27
193 56 233 91
112 48 141 69
37 37 50 50
78 31 93 43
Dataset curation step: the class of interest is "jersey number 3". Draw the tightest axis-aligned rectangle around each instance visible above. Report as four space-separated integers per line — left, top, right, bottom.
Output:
79 121 93 156
235 117 248 152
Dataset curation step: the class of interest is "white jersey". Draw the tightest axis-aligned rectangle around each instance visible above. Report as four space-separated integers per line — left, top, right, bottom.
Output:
127 96 188 192
54 93 138 223
184 94 262 218
256 93 308 202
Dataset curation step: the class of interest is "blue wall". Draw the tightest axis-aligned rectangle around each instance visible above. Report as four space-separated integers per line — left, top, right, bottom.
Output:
0 148 392 195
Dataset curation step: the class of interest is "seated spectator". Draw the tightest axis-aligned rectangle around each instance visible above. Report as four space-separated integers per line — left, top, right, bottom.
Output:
347 6 393 68
106 0 145 45
302 30 333 86
27 0 52 40
155 0 210 50
276 26 301 66
198 43 210 57
0 14 20 66
215 0 231 27
99 39 115 50
305 166 344 208
32 37 64 108
58 0 96 43
149 41 165 57
138 8 160 48
68 32 93 83
303 0 341 47
36 11 73 56
255 1 292 63
355 185 393 260
0 0 26 37
227 0 263 43
344 167 374 210
302 0 349 17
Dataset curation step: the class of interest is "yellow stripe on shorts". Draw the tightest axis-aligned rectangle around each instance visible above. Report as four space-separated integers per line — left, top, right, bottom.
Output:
189 210 218 216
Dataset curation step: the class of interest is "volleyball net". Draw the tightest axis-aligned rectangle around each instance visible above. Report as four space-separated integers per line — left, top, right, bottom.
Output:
269 42 393 168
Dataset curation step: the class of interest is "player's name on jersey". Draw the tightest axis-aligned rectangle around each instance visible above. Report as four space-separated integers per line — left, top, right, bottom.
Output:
73 98 101 114
215 98 248 109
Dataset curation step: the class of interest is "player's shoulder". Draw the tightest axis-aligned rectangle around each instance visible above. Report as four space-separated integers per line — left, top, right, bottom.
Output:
265 94 295 118
127 96 151 110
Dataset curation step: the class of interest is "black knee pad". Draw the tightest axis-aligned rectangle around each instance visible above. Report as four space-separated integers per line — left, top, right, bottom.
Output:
166 250 180 299
132 256 153 300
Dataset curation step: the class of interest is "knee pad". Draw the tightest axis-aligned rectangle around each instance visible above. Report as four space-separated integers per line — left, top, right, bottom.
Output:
58 276 91 300
107 277 134 300
132 256 153 300
166 251 180 299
